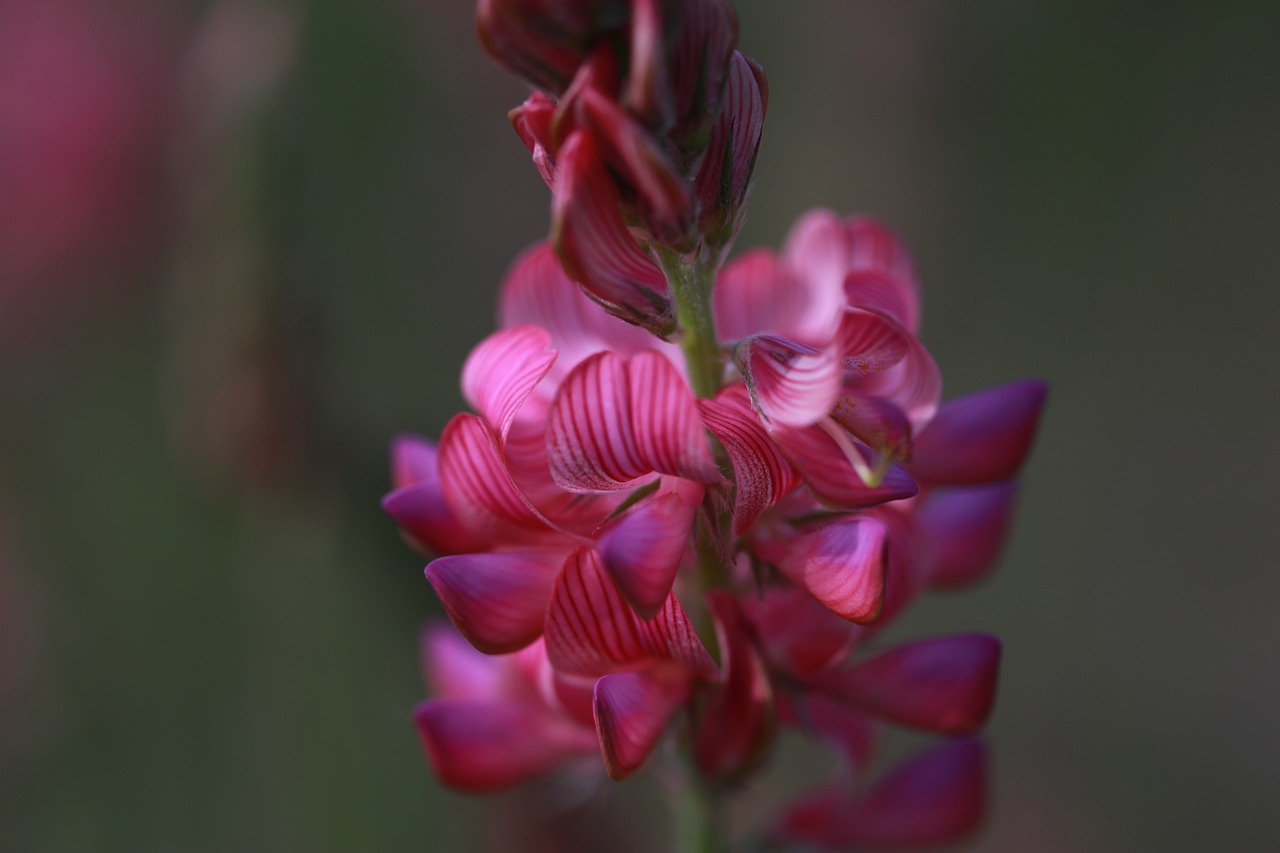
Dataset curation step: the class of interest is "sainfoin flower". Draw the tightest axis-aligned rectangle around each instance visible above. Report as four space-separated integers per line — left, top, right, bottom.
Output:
383 1 1045 849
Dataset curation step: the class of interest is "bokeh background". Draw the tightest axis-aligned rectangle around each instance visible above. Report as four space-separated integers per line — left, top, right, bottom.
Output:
2 1 1278 850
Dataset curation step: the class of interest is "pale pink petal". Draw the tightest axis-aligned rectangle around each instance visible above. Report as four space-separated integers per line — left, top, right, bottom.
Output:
599 491 697 618
909 379 1048 485
715 248 843 347
627 351 719 483
855 328 942 430
845 738 986 846
834 307 907 375
413 699 596 792
778 518 887 623
781 208 851 295
842 217 920 330
545 549 715 678
693 592 776 783
770 423 918 509
436 413 554 540
737 334 841 427
593 663 691 780
460 325 557 443
699 386 799 534
552 131 674 335
816 634 1001 734
497 241 664 378
547 352 649 492
425 549 569 654
843 268 918 333
918 481 1019 588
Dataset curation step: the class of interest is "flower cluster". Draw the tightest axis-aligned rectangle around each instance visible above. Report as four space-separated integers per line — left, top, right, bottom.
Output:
385 1 1045 848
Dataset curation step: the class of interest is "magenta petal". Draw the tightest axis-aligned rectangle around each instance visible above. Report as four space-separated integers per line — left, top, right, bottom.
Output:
778 518 887 623
817 634 1001 734
461 325 557 443
552 131 674 335
599 491 696 618
771 423 918 508
909 379 1048 485
846 738 987 846
437 413 555 540
382 482 483 556
829 391 913 466
738 334 841 427
699 386 799 534
593 664 691 780
419 625 506 701
509 91 559 188
918 481 1019 588
788 693 878 772
742 585 863 681
857 328 942 430
547 352 648 492
545 549 715 678
425 549 569 654
413 699 595 792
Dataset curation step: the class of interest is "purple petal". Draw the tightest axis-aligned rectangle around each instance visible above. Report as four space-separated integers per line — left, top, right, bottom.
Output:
425 549 569 654
778 518 887 623
593 664 691 780
909 379 1048 484
816 634 1001 734
918 480 1020 588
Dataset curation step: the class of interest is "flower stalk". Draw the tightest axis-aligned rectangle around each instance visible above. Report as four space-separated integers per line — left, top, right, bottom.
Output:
657 244 724 400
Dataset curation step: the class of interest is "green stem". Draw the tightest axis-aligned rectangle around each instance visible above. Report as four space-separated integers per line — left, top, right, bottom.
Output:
676 771 727 853
656 245 723 399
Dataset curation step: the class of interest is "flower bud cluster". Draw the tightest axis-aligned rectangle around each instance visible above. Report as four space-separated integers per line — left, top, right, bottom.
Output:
482 0 766 334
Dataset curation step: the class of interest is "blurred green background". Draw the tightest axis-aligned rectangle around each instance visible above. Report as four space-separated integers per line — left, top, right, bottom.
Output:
2 1 1278 850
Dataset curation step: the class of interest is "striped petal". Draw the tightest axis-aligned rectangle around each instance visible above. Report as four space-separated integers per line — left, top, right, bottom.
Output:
918 481 1020 588
599 490 698 618
778 518 887 623
548 351 717 492
437 413 553 540
816 634 1001 734
909 379 1048 485
699 385 799 534
547 352 648 492
627 351 719 483
856 329 942 431
461 325 556 443
552 131 674 336
413 699 596 792
737 334 840 428
545 549 715 678
770 423 918 509
425 549 569 654
835 307 907 375
593 663 691 780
